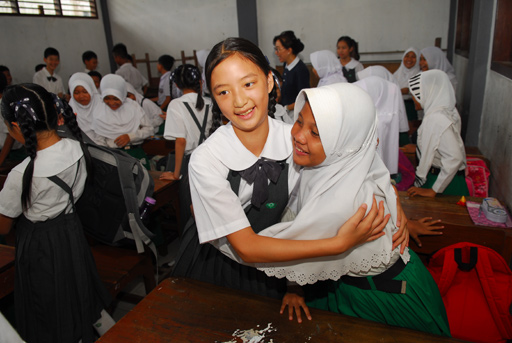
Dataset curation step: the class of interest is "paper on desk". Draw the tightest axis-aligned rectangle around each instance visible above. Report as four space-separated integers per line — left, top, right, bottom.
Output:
467 201 512 228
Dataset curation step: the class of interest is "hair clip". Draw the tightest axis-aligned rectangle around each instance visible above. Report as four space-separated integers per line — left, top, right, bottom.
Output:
12 98 39 122
52 93 65 116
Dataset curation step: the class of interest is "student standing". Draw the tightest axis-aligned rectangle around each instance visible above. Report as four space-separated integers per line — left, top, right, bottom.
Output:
112 43 148 95
273 31 310 112
32 47 66 99
336 36 364 83
150 54 175 111
0 84 112 343
406 70 468 197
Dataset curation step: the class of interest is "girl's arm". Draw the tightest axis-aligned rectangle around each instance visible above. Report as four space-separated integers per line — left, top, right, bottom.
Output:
227 198 388 263
127 113 155 145
160 137 186 181
0 136 14 166
0 213 14 235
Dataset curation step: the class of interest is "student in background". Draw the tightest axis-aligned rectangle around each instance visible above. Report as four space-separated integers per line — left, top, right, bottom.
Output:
310 50 347 87
0 73 24 167
0 66 12 85
273 30 310 113
112 43 148 95
0 83 113 343
68 72 103 144
92 74 153 169
419 47 458 92
82 50 98 73
88 70 102 90
270 68 294 125
394 47 421 128
406 70 468 197
126 82 164 134
337 36 364 83
196 49 211 97
32 47 67 100
150 54 174 111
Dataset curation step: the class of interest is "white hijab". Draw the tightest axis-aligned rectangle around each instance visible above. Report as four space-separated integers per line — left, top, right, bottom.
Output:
409 70 463 183
355 76 400 175
92 74 144 139
310 50 347 87
68 72 101 133
358 66 409 133
253 83 407 285
420 46 458 91
394 47 420 89
197 49 211 95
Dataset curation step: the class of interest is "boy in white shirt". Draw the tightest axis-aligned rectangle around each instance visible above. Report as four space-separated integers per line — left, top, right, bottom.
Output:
112 43 148 95
150 54 174 111
82 50 98 73
32 47 67 100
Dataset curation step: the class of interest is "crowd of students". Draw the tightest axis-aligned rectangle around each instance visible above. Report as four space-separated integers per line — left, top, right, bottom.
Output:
0 30 469 341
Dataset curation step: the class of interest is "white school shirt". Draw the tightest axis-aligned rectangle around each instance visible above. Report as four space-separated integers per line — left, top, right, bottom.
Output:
342 58 364 72
115 63 148 94
273 104 294 125
0 120 23 151
163 93 213 154
158 71 172 105
33 67 65 95
0 139 86 222
189 117 300 244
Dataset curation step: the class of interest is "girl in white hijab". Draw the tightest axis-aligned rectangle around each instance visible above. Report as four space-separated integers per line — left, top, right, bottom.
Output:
419 47 458 92
125 82 164 134
357 66 410 144
394 47 420 94
355 76 400 176
93 74 154 168
68 72 103 144
310 50 347 87
407 70 468 197
254 83 449 335
196 49 211 97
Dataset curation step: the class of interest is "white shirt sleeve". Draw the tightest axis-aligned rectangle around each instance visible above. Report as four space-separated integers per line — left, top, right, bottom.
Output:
431 126 465 193
127 113 155 145
163 101 187 140
0 170 23 218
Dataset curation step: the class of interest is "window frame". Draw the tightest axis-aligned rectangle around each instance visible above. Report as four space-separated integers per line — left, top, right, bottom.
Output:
491 0 512 79
0 0 98 19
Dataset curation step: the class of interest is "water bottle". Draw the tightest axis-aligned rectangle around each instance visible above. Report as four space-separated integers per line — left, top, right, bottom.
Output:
139 196 156 222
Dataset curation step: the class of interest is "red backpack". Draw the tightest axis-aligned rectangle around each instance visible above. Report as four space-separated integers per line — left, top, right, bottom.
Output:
427 242 512 343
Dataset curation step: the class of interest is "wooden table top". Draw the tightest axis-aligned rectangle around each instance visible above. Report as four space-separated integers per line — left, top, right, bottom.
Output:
0 244 15 299
98 277 462 343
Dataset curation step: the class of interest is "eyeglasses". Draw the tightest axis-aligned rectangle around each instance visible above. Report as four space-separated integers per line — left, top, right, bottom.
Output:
274 46 285 52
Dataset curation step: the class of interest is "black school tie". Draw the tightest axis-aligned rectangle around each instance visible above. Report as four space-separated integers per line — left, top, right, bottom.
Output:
239 159 283 209
47 76 57 82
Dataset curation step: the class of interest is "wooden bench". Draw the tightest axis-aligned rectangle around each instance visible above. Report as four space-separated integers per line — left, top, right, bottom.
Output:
90 244 156 302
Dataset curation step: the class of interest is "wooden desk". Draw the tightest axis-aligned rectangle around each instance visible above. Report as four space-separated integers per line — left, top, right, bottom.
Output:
0 244 15 299
400 192 512 265
98 277 461 343
150 171 181 229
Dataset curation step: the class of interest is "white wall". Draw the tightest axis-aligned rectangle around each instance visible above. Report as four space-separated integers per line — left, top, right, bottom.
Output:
257 0 451 67
107 0 239 80
0 7 109 89
480 71 512 209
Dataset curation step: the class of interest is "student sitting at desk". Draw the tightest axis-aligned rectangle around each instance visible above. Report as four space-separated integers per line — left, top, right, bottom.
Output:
406 70 469 197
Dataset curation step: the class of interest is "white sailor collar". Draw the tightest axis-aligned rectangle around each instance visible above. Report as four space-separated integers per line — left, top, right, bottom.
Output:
205 117 292 171
285 56 300 71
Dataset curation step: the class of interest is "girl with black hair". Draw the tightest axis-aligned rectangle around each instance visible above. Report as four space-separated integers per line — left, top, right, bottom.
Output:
0 84 112 342
171 37 398 300
273 30 310 112
337 36 364 83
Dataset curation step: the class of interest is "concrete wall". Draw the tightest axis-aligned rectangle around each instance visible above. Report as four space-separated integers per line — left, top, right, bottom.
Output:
256 0 451 67
480 71 512 209
0 7 109 89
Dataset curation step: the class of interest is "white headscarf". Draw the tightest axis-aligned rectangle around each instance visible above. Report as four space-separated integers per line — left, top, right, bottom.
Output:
358 66 409 133
408 70 463 184
68 72 101 133
420 46 458 91
196 49 211 95
310 50 347 87
394 47 420 89
355 77 400 175
252 83 407 285
92 74 144 139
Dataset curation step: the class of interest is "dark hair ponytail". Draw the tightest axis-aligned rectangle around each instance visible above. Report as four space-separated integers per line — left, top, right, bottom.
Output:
171 64 205 111
205 37 276 135
337 36 360 61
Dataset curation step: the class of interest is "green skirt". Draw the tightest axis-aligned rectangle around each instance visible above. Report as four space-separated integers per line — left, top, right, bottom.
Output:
305 250 451 336
421 172 469 196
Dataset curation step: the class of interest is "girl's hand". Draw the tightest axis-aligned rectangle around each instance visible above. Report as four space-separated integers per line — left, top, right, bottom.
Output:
402 144 416 154
114 134 131 148
393 192 409 253
280 288 311 323
408 217 444 247
159 112 167 120
407 187 436 198
159 171 179 181
335 198 389 253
